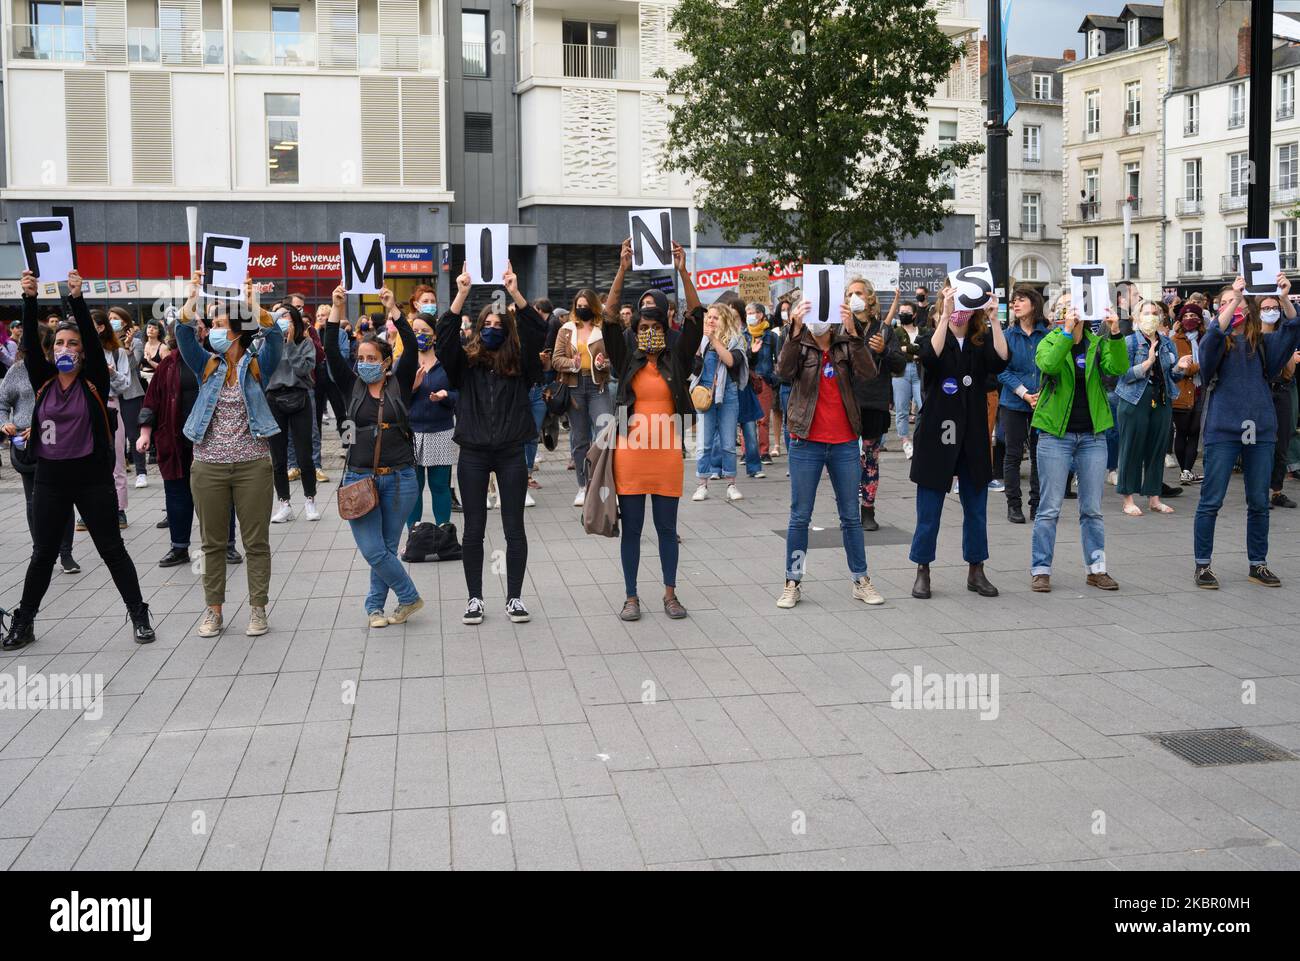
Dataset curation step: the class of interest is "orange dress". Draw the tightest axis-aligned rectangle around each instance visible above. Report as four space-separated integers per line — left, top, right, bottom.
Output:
614 359 683 497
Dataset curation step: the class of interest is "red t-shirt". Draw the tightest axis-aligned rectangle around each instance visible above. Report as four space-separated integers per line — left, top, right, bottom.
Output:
801 350 856 444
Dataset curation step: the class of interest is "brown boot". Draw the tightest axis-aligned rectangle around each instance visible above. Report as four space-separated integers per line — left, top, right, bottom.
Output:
967 563 999 597
1031 574 1051 593
911 564 931 599
1086 572 1119 591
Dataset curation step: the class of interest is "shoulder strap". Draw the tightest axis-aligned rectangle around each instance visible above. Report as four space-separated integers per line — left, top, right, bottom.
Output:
371 388 385 471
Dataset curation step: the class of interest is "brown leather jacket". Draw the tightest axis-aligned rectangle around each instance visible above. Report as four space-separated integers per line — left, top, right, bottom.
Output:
777 327 877 439
550 321 612 388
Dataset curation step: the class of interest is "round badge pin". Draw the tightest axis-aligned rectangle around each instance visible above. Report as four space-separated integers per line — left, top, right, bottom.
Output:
942 378 958 395
961 375 972 387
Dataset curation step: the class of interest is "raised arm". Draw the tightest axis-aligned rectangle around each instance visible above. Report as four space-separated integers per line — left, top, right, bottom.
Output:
324 284 357 393
382 287 419 396
19 271 55 388
65 272 109 399
930 286 953 356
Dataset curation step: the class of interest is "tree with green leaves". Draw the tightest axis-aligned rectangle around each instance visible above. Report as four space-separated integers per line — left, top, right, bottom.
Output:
661 0 982 266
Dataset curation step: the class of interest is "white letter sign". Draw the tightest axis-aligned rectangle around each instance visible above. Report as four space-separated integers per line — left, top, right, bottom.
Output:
202 233 250 298
1069 264 1111 321
340 232 386 294
1239 239 1281 296
465 224 508 286
801 264 846 328
949 263 995 311
17 217 74 280
628 208 674 271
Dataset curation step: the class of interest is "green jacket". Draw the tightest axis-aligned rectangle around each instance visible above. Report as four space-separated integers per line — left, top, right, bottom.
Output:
1031 328 1128 437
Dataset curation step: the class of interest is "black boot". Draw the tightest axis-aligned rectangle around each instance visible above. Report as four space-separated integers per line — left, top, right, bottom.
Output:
967 563 999 597
2 607 36 651
227 545 244 565
129 603 156 644
860 504 879 532
1007 504 1026 524
158 548 190 568
911 564 932 599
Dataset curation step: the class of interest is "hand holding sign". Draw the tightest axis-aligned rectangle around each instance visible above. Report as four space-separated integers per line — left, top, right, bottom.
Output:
340 232 386 294
801 264 845 332
1069 265 1111 325
68 270 83 298
949 263 995 311
628 209 673 271
20 270 37 299
1239 239 1282 296
17 217 75 280
465 224 508 286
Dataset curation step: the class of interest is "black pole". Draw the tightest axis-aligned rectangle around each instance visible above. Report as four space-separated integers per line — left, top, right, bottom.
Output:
1247 0 1274 239
987 0 1010 296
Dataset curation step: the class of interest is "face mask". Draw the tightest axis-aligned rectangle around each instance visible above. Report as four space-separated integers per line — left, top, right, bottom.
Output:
637 327 666 353
917 295 927 304
419 303 438 317
848 294 867 314
746 313 758 326
356 362 385 384
358 323 371 333
277 317 291 333
415 333 435 352
110 318 123 332
1181 317 1199 332
780 308 790 320
208 329 233 354
1261 309 1281 326
1231 310 1246 329
1137 314 1161 337
575 306 595 322
54 348 79 372
480 326 506 350
900 311 913 323
805 319 833 337
949 311 971 331
640 307 665 325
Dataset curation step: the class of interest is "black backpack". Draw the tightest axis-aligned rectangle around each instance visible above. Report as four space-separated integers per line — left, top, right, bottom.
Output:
401 522 463 562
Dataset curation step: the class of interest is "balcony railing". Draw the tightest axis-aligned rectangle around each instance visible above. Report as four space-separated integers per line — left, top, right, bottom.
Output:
1279 103 1296 121
234 31 315 67
1222 254 1240 275
1272 182 1300 206
1183 120 1198 136
1177 258 1203 278
1124 110 1140 132
8 23 84 62
1020 222 1042 237
1022 152 1041 166
9 23 226 64
127 28 225 65
463 41 487 77
1283 252 1299 270
524 42 641 82
1079 201 1100 222
929 0 969 16
1228 111 1246 129
1175 197 1203 216
1220 190 1249 212
356 35 438 71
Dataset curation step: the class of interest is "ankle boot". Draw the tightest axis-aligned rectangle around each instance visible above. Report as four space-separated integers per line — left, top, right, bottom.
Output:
911 564 932 599
2 607 36 651
129 602 156 644
860 505 879 532
967 563 999 597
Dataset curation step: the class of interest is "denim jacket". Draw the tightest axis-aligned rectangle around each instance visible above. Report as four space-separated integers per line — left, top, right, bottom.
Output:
176 312 284 445
744 329 778 385
997 321 1048 412
1115 332 1183 406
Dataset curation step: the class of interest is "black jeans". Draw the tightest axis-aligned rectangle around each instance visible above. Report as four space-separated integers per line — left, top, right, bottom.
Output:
457 444 528 600
1271 387 1291 491
316 373 346 434
20 470 74 555
119 395 147 474
268 390 318 500
1172 399 1202 473
22 456 142 613
1000 407 1039 511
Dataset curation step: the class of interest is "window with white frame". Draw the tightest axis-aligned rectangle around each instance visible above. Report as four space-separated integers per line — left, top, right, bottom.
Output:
1184 159 1202 201
1183 230 1202 274
1023 124 1041 163
1084 236 1099 264
1021 192 1041 233
1125 81 1141 130
1280 73 1296 121
1126 234 1140 277
1021 257 1040 281
1279 142 1299 190
265 93 299 185
1184 92 1199 135
1088 29 1103 58
1085 89 1100 135
1127 19 1139 50
1228 151 1250 198
1228 82 1246 127
1032 73 1052 99
1279 219 1298 269
1124 161 1141 207
1228 225 1246 272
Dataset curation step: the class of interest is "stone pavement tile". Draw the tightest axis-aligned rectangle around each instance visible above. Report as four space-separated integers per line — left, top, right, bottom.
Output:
336 734 396 813
1108 849 1248 870
199 793 281 870
210 673 276 729
136 798 223 870
506 799 580 871
495 726 560 802
240 634 291 675
759 692 857 758
116 730 204 805
542 723 616 798
197 635 254 677
307 669 358 722
603 652 671 704
321 628 367 671
645 859 715 871
12 806 106 869
662 766 767 860
584 703 657 770
323 810 390 870
1011 692 1128 759
515 630 565 673
0 753 90 838
450 804 514 870
486 672 541 728
173 727 254 801
564 654 623 706
716 695 808 761
611 769 706 865
74 803 167 870
280 630 332 674
820 703 930 771
59 732 154 809
360 632 404 681
230 724 302 797
397 677 446 733
527 670 587 725
257 670 318 725
101 648 170 695
563 795 644 870
286 720 350 794
443 674 494 730
1103 667 1266 730
48 694 138 759
390 807 451 870
670 698 757 765
394 732 449 809
447 728 504 806
1226 842 1300 870
629 701 709 768
115 677 190 734
162 675 236 732
441 635 485 676
350 678 401 736
1226 756 1300 811
400 634 444 678
480 634 527 675
945 766 1097 865
717 646 797 696
0 705 85 760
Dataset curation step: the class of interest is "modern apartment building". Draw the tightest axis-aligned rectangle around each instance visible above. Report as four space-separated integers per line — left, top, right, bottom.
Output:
976 52 1069 294
1059 3 1168 295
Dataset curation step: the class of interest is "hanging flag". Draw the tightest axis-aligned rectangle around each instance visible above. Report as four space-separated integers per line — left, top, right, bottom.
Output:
1001 0 1017 126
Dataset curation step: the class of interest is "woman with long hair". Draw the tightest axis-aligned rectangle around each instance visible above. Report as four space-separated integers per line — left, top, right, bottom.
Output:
997 286 1049 524
2 270 153 650
437 262 547 625
88 308 132 527
551 287 614 507
1171 300 1206 485
772 295 793 458
176 272 283 638
846 277 903 531
1194 274 1298 588
599 239 701 620
908 286 1010 599
743 302 779 471
690 301 748 502
325 284 424 628
266 304 321 523
891 296 928 461
404 292 458 539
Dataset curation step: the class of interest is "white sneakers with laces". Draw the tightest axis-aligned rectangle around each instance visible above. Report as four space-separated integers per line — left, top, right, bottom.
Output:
692 484 709 502
573 489 585 507
304 497 321 521
271 500 294 524
134 474 148 488
853 576 885 605
726 484 743 502
776 580 801 609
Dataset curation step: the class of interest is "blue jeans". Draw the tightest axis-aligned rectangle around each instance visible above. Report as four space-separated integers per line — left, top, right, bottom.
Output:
785 437 866 581
342 466 420 613
892 366 923 438
1195 440 1274 566
568 374 614 488
523 383 546 471
1032 432 1108 575
1105 390 1119 472
741 419 762 476
696 379 739 480
910 456 989 565
779 383 792 451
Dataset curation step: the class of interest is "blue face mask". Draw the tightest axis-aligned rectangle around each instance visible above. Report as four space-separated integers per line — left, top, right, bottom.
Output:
415 333 435 352
480 326 506 350
277 317 291 333
357 362 385 384
419 303 438 317
110 318 123 332
208 329 233 354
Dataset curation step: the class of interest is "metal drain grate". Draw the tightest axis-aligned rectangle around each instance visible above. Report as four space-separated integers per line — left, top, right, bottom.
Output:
1146 728 1298 767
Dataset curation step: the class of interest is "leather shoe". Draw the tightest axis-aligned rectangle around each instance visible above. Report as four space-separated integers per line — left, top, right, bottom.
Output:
158 548 190 568
911 564 931 599
860 505 879 532
967 563 999 597
1161 482 1182 498
1007 505 1026 524
227 546 243 564
663 596 688 619
619 598 641 621
1031 574 1051 592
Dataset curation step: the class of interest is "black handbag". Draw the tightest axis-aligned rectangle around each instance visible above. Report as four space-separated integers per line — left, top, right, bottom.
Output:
542 381 571 416
9 436 37 474
269 388 308 416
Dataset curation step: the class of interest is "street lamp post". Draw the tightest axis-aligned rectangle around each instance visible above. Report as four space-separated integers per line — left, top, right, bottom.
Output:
987 0 1010 297
1246 0 1274 240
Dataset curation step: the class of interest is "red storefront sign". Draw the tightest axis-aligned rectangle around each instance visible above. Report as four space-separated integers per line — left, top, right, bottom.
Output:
694 261 803 291
287 244 341 276
247 244 284 277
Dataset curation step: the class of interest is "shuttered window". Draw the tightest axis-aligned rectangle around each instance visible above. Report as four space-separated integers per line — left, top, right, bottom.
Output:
464 112 492 153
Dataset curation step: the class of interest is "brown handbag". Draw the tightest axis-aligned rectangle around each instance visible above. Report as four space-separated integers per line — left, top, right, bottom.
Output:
336 389 384 520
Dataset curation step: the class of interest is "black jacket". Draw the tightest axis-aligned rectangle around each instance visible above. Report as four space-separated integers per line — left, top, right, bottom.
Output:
436 305 547 450
852 317 906 415
603 305 705 427
909 330 1008 491
325 314 417 465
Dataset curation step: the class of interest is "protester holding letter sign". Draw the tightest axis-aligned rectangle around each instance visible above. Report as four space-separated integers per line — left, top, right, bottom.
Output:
908 284 1009 600
2 270 154 650
177 271 283 639
1193 273 1299 590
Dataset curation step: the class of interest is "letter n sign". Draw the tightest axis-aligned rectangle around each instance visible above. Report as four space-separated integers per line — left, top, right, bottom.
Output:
628 208 673 271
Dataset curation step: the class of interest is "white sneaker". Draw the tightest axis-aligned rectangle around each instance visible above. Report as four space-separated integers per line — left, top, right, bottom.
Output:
524 491 536 508
692 484 709 501
271 500 294 524
573 489 585 507
486 491 498 510
903 440 914 460
303 497 321 521
752 470 767 479
776 580 801 609
134 473 148 488
1165 453 1178 469
726 484 743 502
1107 470 1118 486
853 576 885 606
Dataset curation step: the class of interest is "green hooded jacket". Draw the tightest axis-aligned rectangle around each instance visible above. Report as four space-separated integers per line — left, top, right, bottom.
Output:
1031 327 1128 437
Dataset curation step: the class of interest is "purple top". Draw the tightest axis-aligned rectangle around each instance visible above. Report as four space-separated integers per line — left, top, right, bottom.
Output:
36 380 94 460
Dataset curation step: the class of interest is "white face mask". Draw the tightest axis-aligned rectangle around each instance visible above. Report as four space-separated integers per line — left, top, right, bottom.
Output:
1261 309 1281 326
805 319 833 337
848 294 867 313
